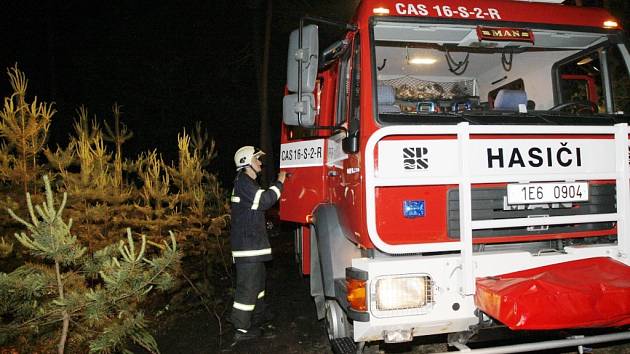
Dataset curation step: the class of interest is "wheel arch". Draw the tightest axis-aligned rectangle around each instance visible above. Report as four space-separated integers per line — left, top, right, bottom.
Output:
309 204 362 319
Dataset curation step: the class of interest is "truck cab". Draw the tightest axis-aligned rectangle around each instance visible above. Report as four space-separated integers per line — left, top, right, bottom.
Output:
279 0 630 352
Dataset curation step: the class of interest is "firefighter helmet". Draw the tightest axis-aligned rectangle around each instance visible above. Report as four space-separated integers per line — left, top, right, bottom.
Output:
234 146 265 170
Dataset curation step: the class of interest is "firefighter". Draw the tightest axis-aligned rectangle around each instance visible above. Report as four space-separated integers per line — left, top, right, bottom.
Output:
229 145 286 343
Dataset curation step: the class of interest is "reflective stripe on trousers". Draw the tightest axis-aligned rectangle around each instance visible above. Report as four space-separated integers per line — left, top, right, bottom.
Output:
232 248 271 258
233 301 255 311
230 262 266 330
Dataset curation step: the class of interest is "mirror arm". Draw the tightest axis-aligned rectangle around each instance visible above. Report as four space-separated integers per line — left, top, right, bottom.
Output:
302 15 357 32
299 123 347 133
342 131 359 154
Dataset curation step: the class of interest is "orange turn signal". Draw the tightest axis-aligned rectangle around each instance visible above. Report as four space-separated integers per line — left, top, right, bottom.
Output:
347 278 367 311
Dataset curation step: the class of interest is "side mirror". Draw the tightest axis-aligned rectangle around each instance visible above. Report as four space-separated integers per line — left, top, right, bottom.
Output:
342 133 359 154
283 93 316 127
287 25 319 94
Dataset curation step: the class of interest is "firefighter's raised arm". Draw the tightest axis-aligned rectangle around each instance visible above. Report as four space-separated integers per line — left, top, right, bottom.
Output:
233 176 282 211
254 178 283 211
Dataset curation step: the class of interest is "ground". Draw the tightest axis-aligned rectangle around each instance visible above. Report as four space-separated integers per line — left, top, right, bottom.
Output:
154 225 330 354
154 225 630 354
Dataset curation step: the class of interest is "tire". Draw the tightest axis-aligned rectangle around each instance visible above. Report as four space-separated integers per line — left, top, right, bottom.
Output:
325 299 352 340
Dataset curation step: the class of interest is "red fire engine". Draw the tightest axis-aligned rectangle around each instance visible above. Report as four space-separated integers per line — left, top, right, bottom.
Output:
279 0 630 352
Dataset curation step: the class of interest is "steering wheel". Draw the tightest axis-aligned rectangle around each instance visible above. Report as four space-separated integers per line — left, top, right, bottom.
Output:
549 101 598 114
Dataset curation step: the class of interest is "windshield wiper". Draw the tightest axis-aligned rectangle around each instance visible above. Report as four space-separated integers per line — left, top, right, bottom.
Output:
535 112 621 125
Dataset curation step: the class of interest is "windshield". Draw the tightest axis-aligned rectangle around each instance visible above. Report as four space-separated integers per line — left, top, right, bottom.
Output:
372 21 630 122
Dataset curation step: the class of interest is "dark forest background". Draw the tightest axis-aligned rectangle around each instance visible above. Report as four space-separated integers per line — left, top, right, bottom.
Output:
0 0 627 187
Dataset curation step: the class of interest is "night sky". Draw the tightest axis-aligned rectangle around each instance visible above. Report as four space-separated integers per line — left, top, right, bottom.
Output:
0 0 626 187
0 0 357 186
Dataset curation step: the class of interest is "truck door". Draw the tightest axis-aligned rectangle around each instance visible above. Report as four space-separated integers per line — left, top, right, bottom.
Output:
331 34 363 241
279 77 332 223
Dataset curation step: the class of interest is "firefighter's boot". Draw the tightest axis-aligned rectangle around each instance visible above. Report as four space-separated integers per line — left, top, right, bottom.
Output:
260 323 276 339
231 327 261 345
252 306 274 327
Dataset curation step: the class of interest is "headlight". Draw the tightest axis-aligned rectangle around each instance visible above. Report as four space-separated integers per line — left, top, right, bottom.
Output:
375 275 432 311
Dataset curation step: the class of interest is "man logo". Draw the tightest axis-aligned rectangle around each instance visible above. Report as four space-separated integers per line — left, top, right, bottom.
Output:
403 147 429 170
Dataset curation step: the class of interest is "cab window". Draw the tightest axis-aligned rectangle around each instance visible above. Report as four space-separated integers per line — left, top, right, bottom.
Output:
336 44 351 125
348 36 361 134
609 45 630 113
556 51 603 110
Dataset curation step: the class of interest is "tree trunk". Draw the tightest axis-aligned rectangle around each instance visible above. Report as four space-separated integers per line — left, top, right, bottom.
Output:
259 0 275 185
46 0 57 100
55 261 69 354
251 0 274 185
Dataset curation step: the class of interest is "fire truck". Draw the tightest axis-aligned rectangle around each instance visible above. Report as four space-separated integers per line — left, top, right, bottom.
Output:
279 0 630 352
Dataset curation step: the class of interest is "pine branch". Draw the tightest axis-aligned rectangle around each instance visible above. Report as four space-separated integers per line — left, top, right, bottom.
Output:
0 236 13 258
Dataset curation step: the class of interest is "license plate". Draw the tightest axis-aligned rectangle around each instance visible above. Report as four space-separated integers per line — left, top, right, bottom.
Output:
507 182 589 205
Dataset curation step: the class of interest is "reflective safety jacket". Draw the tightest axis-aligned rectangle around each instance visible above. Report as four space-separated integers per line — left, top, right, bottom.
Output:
229 170 283 263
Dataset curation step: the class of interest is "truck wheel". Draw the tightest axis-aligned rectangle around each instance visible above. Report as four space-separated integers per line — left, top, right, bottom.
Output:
325 299 351 340
326 300 360 353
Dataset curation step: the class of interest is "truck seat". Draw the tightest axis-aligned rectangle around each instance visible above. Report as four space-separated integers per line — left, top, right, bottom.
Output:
377 85 401 113
494 89 528 111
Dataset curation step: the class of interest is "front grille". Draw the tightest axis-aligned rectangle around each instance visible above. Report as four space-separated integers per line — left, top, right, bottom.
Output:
447 184 616 238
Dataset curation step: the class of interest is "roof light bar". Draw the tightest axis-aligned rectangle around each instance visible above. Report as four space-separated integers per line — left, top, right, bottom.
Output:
373 7 390 15
603 20 619 29
512 0 564 3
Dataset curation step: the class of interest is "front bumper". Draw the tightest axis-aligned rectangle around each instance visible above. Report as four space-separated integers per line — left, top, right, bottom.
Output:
349 244 626 342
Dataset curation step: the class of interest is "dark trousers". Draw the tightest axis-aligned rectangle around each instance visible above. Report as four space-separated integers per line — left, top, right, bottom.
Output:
230 262 266 330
